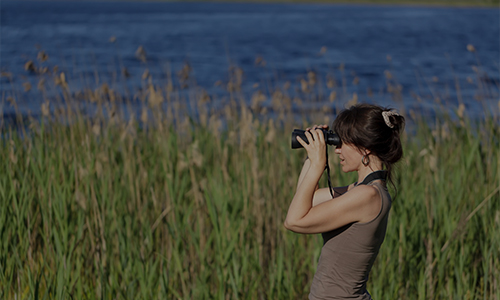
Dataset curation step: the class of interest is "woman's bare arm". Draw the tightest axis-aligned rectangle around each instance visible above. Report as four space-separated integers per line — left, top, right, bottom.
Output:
285 184 381 234
299 158 353 207
312 185 352 207
297 158 320 191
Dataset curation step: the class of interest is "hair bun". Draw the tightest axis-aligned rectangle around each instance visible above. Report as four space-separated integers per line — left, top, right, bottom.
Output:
382 111 400 129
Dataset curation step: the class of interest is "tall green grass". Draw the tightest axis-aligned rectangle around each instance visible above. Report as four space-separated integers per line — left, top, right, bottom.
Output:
1 51 499 299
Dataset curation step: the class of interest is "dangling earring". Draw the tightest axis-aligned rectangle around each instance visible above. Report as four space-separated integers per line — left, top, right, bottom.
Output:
362 155 370 166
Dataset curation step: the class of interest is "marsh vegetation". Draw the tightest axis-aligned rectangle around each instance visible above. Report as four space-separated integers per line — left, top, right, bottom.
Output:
1 47 499 299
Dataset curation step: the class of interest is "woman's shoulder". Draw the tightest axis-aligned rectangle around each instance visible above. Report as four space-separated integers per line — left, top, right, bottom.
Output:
347 184 384 223
350 184 380 199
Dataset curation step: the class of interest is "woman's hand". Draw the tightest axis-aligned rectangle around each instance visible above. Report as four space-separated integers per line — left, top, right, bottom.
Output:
304 124 329 132
296 124 328 169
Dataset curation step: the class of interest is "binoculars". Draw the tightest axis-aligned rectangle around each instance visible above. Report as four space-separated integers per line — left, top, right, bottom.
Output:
291 129 341 149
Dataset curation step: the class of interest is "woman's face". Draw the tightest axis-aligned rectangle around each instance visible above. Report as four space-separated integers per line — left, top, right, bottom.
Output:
334 143 364 173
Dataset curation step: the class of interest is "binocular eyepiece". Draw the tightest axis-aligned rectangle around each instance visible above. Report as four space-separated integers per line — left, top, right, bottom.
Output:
291 129 341 149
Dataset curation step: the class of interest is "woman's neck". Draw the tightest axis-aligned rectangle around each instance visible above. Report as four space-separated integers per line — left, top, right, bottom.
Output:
357 163 383 184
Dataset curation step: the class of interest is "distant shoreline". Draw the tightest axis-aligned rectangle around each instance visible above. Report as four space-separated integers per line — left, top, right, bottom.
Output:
122 0 499 8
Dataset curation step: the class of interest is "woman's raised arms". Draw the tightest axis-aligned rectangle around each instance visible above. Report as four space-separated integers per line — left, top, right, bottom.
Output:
285 184 381 234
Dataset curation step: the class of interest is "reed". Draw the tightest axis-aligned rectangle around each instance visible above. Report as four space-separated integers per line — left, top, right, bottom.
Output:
1 49 499 299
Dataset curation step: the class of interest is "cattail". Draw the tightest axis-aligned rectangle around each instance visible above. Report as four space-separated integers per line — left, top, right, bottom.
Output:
457 103 465 119
255 56 266 66
9 140 17 164
1 71 12 79
95 161 103 178
7 97 16 106
41 102 50 117
75 190 87 210
37 51 48 62
147 85 164 107
23 82 31 92
55 72 67 88
24 60 36 73
329 91 336 103
37 78 45 91
142 69 150 80
308 71 317 86
141 108 148 124
135 46 147 63
300 79 308 93
326 75 336 88
264 119 275 144
347 92 358 106
122 67 130 78
92 123 100 136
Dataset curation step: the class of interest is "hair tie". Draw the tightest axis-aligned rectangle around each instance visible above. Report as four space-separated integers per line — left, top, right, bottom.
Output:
382 111 399 128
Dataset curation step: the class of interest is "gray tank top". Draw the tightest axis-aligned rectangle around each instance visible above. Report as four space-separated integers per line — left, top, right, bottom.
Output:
309 182 392 300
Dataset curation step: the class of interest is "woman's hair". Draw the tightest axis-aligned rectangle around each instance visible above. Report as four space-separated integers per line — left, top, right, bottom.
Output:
332 103 405 189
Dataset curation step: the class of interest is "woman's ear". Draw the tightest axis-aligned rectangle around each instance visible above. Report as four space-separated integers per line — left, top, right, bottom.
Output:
359 148 371 156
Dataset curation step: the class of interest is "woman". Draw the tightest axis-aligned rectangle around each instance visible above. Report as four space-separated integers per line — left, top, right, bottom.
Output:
284 104 405 299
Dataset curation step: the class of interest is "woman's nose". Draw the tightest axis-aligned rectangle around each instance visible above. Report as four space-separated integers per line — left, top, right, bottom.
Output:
334 146 341 154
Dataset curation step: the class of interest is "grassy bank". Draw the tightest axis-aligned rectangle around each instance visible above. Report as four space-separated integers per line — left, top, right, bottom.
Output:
1 52 499 299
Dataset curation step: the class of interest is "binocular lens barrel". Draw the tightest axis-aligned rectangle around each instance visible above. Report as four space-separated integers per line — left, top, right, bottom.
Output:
291 129 341 149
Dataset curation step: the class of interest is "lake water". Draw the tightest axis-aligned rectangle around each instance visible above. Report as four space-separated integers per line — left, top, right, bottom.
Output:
1 1 499 122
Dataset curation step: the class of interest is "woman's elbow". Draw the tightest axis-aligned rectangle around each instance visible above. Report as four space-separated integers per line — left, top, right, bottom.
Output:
283 219 299 232
283 219 290 230
283 219 292 230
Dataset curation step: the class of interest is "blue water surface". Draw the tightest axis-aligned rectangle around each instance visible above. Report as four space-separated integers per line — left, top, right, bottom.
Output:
1 1 499 121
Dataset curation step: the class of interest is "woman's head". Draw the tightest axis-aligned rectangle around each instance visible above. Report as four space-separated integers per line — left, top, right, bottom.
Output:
332 104 405 181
